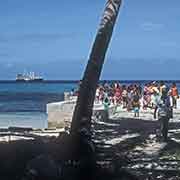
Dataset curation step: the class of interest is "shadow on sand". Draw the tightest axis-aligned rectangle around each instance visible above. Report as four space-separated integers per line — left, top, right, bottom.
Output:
0 117 180 179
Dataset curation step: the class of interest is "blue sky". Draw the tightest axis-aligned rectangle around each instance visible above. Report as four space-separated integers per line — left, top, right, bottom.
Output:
0 0 180 80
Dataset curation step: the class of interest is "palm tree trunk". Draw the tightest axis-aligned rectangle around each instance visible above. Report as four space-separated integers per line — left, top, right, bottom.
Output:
70 0 122 135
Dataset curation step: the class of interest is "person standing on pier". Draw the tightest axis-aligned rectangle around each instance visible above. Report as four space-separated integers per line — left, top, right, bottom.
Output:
170 83 179 109
132 90 140 117
157 88 172 141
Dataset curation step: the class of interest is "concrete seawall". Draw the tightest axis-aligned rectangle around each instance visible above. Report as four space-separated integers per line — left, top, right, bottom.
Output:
47 94 180 129
47 95 116 128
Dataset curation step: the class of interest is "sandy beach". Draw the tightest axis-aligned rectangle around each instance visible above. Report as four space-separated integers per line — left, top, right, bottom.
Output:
1 102 180 179
92 108 180 179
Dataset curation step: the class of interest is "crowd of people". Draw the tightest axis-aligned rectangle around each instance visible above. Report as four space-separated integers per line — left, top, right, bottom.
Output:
94 81 179 118
70 81 179 141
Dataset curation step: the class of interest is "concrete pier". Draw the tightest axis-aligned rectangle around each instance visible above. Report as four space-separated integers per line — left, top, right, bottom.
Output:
47 96 116 128
47 95 180 129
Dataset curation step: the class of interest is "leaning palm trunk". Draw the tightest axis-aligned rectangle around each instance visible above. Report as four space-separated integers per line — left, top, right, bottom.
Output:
71 0 122 135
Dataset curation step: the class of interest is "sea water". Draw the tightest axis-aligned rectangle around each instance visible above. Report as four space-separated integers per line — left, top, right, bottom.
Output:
0 81 77 129
0 80 180 129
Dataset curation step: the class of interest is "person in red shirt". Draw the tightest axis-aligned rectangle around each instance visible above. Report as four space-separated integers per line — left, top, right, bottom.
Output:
170 83 179 108
114 83 122 105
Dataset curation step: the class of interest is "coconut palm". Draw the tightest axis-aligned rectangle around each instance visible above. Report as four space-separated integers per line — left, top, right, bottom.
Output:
71 0 122 135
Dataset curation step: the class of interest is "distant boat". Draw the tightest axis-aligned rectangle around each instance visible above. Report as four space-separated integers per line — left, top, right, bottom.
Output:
16 72 43 82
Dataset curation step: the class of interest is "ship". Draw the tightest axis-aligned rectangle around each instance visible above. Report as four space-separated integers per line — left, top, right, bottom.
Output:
16 72 43 82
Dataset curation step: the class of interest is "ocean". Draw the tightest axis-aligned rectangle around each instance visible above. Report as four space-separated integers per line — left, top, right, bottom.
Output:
0 80 180 129
0 81 77 129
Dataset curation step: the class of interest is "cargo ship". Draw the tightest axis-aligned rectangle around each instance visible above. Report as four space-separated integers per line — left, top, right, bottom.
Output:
16 72 43 82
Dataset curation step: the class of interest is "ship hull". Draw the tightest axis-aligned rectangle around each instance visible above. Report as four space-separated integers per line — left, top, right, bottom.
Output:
16 79 44 82
16 72 44 82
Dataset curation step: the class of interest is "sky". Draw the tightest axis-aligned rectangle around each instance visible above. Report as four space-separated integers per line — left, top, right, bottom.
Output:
0 0 180 80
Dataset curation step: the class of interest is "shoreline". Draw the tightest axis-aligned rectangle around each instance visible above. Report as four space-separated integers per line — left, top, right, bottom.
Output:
0 79 180 83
